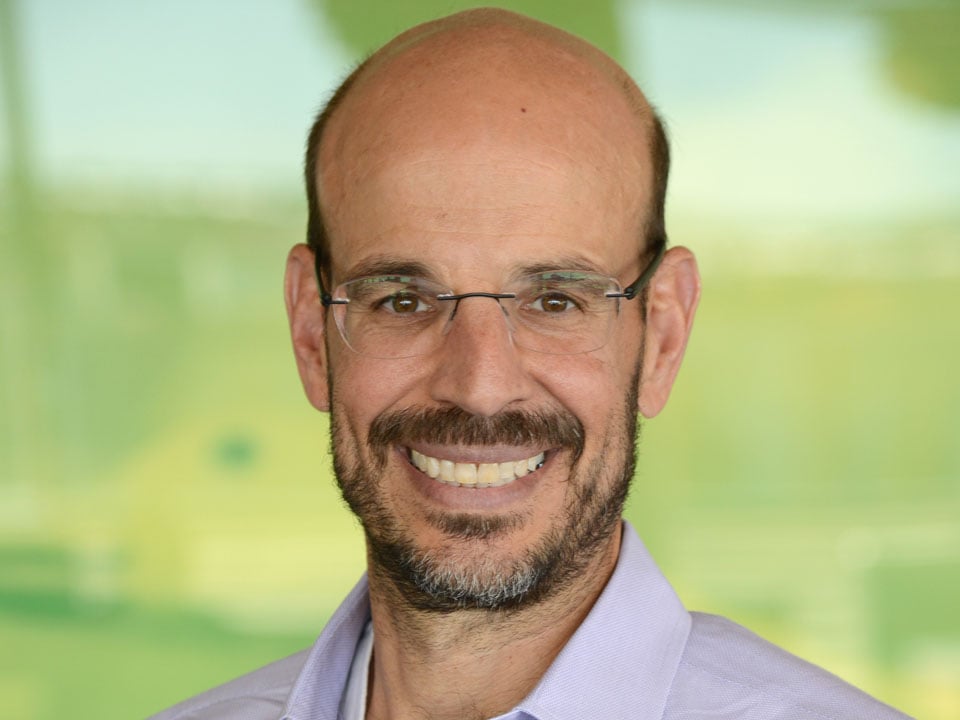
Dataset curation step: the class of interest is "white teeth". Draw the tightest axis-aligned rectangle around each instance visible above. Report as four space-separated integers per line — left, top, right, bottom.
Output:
409 450 546 488
477 463 499 487
439 459 455 484
411 450 426 472
454 463 478 486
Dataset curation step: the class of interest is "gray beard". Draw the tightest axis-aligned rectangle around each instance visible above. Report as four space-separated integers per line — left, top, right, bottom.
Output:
328 362 641 612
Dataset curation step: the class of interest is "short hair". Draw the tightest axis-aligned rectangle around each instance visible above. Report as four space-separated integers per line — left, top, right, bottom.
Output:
304 58 370 283
304 61 669 282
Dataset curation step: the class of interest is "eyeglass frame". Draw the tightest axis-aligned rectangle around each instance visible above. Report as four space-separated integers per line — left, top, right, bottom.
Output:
313 243 666 353
316 243 665 307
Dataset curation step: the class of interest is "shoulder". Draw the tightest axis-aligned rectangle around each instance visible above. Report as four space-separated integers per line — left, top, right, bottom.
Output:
664 612 914 720
147 649 311 720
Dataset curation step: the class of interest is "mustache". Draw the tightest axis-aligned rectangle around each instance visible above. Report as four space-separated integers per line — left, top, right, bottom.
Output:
367 406 585 460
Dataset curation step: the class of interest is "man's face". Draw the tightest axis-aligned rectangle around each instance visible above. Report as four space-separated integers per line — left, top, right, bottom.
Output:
317 81 655 609
283 25 704 611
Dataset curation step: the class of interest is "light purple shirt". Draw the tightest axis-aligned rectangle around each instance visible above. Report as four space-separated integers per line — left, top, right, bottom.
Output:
150 522 913 720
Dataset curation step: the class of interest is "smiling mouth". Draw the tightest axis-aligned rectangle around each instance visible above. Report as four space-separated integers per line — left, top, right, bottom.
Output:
408 448 546 488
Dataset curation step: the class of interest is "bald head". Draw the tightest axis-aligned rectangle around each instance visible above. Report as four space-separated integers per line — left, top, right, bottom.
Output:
305 8 669 279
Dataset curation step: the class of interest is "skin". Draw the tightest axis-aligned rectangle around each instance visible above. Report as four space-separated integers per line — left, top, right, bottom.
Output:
285 8 701 720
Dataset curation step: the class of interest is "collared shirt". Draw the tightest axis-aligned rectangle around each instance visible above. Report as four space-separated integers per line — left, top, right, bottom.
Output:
149 522 912 720
338 621 372 720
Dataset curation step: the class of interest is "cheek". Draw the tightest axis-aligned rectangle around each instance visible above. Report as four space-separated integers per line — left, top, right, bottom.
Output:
532 351 633 437
331 351 430 428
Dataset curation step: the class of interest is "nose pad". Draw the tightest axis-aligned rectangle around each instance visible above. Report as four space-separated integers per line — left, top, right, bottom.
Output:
443 295 514 341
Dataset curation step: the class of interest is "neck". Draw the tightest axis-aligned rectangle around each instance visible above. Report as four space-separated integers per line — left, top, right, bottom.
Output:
363 523 622 720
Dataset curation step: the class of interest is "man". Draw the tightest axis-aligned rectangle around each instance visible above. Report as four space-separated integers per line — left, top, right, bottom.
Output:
152 8 911 720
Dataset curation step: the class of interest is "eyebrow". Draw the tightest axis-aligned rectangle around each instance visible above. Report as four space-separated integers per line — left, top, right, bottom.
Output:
510 256 611 280
339 254 615 286
339 256 440 284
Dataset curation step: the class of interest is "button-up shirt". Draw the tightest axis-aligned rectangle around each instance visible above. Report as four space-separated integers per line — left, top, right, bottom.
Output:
150 522 912 720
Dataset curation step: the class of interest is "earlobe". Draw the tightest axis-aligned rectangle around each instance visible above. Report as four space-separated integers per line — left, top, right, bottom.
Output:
637 246 701 418
285 244 330 411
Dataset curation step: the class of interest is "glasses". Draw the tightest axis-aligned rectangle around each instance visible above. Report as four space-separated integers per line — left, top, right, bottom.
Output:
316 245 664 359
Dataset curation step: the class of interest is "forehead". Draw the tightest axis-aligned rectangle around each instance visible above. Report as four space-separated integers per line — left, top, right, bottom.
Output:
318 22 653 283
324 146 643 286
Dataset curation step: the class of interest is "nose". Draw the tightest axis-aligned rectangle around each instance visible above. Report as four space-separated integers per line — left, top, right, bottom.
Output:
427 296 535 417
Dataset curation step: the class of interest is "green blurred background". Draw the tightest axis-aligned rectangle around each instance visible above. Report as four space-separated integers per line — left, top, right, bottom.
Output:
1 0 958 718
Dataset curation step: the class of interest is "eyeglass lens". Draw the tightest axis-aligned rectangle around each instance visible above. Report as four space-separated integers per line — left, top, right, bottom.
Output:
331 273 623 358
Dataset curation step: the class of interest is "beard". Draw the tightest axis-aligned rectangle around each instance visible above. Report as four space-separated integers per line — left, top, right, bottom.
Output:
328 362 641 613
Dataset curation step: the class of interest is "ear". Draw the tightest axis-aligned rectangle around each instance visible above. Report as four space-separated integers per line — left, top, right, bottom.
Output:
638 246 701 418
285 244 330 411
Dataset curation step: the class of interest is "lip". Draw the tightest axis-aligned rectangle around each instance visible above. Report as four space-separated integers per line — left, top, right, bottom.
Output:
395 445 557 512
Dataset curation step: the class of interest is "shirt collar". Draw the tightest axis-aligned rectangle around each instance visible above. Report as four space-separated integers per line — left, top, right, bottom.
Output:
282 576 372 720
282 521 690 720
512 521 691 720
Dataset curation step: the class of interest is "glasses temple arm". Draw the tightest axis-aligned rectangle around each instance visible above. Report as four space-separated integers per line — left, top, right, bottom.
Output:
616 243 666 300
314 251 341 306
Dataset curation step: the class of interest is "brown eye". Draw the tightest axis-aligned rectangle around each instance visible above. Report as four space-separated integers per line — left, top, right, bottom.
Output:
533 292 575 313
389 292 423 314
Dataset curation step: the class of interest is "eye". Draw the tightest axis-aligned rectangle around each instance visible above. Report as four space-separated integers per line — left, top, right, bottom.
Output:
530 291 580 313
383 291 428 314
